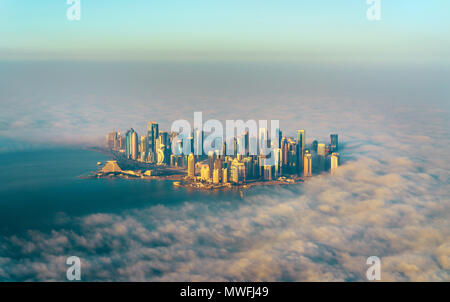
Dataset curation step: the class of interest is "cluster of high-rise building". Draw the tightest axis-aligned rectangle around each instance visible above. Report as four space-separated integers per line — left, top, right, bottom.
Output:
106 122 341 185
105 131 125 151
106 122 172 165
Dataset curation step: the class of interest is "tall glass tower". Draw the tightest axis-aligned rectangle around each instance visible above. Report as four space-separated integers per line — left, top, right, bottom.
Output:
126 128 138 160
147 122 159 163
297 130 305 175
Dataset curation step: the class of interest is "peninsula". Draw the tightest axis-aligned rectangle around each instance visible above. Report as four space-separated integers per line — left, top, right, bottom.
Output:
85 119 341 192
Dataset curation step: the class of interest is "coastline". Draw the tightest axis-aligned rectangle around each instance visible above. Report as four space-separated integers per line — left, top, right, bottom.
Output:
84 147 305 192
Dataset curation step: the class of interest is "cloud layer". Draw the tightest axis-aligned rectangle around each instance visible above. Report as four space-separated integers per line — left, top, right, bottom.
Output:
0 62 449 281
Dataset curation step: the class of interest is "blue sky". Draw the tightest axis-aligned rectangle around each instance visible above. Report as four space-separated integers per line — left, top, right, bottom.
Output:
0 0 449 61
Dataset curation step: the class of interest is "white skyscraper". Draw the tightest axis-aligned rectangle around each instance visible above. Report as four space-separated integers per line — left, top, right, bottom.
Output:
304 152 312 177
331 152 340 174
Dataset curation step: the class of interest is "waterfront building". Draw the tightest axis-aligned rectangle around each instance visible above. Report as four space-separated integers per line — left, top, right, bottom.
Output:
257 155 266 178
188 153 195 178
101 160 122 173
200 165 210 182
126 128 138 160
263 165 273 181
222 168 228 184
213 168 220 184
243 157 254 179
214 157 223 181
231 161 245 183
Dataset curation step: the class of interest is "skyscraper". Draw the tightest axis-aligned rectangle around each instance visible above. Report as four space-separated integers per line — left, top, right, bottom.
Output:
312 140 318 153
277 129 282 150
125 129 132 159
281 137 287 168
259 127 267 154
297 130 305 175
131 131 138 160
330 152 340 174
330 134 339 152
147 122 159 163
230 161 245 183
208 151 215 179
156 131 170 165
188 153 195 178
263 165 273 181
317 143 326 172
194 128 203 158
106 132 116 149
317 143 326 157
126 128 138 160
187 133 194 156
222 168 228 184
243 130 249 156
213 168 220 184
237 135 245 155
106 131 123 150
140 136 148 161
200 165 210 182
304 151 312 177
297 130 305 152
221 140 227 158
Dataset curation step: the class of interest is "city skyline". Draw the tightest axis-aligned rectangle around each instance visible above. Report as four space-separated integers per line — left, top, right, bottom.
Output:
104 118 341 186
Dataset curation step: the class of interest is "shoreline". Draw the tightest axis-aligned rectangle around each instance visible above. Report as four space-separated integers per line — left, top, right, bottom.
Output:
84 147 305 192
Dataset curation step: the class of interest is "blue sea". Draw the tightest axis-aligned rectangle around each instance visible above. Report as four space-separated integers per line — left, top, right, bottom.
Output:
0 148 242 237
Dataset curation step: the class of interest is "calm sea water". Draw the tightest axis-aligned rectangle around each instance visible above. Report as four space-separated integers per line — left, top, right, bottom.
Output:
0 148 242 236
